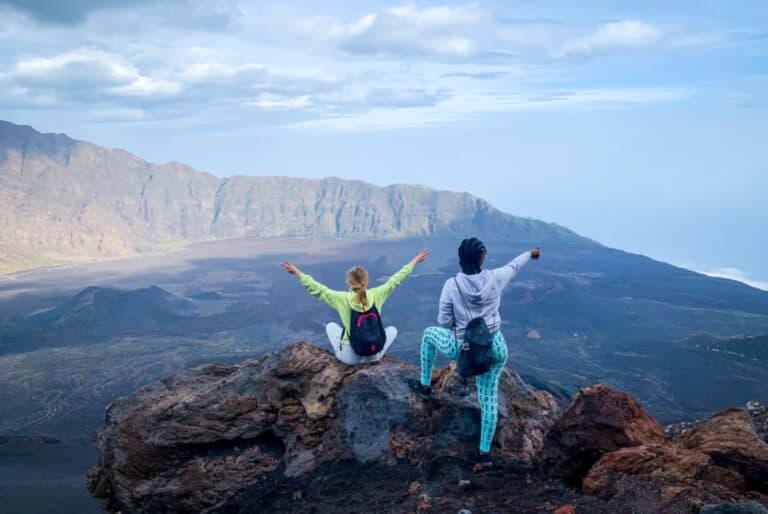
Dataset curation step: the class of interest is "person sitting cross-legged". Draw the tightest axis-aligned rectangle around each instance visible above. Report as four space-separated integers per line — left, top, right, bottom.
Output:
281 248 429 365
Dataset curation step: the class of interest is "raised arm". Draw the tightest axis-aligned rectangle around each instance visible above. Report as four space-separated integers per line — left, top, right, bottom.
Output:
282 260 345 309
373 249 429 302
493 248 540 289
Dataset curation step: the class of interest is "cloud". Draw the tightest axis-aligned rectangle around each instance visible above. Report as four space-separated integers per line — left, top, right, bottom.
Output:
0 84 58 108
109 76 181 97
249 94 311 110
289 87 690 131
180 63 266 83
4 46 441 119
558 20 664 57
0 0 237 30
497 24 559 48
299 4 487 58
0 0 156 24
7 49 181 102
85 107 146 122
443 71 509 80
171 62 344 117
0 3 718 132
668 33 725 49
13 50 136 87
366 87 449 108
299 83 449 114
697 267 768 291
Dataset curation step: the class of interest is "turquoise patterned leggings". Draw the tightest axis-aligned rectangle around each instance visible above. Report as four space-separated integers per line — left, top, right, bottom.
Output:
420 327 508 453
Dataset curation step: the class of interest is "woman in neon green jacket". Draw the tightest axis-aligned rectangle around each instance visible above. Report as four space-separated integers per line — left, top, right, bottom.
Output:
281 249 429 365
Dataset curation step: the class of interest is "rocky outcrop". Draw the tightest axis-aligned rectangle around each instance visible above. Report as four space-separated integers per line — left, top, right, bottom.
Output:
541 384 668 483
87 342 559 513
87 345 768 514
583 444 713 493
666 401 768 446
542 385 768 511
678 408 768 492
541 390 768 512
582 444 750 506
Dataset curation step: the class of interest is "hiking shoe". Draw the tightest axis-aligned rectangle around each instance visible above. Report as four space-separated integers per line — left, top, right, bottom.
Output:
474 452 493 471
407 379 432 400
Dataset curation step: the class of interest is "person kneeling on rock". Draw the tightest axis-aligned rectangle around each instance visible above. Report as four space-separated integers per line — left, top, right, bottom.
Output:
281 248 429 365
410 237 540 468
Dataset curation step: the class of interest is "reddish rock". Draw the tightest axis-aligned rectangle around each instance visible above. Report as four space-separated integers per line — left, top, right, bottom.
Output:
667 401 768 445
553 504 576 514
542 384 668 483
583 444 712 495
583 443 753 498
679 408 768 492
582 410 768 509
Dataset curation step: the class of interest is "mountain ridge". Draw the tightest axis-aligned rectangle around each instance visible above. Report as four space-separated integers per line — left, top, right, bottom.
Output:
0 120 587 273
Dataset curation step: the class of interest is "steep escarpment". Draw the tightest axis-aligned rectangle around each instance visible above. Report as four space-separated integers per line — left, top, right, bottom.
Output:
0 120 582 271
87 343 768 513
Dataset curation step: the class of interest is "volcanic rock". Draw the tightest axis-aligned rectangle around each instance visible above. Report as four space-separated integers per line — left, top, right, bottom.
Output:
541 384 668 483
581 407 768 509
678 408 768 492
87 342 558 513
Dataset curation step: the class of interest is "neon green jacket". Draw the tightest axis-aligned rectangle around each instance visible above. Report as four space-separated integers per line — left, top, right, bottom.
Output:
299 262 415 342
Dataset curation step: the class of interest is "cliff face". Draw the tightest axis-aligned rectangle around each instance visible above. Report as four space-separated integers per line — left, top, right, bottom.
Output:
0 120 583 270
87 343 768 514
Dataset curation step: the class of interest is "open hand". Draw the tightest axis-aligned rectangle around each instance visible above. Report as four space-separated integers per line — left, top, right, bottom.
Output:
281 260 301 277
411 249 430 266
530 247 541 260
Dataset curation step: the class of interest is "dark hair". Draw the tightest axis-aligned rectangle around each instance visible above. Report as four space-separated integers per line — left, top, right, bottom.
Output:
458 237 486 275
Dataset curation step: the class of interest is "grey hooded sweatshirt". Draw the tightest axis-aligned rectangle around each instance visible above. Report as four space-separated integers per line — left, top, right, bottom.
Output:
438 251 532 341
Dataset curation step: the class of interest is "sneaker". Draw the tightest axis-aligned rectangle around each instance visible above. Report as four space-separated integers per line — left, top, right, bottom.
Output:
407 378 432 400
474 451 493 471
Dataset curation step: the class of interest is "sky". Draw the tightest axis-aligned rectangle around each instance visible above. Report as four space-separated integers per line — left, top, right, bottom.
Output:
0 0 766 288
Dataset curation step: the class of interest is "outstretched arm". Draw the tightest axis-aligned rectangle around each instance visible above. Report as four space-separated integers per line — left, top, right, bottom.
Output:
374 249 430 302
282 260 345 309
493 247 540 289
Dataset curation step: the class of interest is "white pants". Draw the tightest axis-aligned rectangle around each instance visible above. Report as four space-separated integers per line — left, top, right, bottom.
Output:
325 322 397 366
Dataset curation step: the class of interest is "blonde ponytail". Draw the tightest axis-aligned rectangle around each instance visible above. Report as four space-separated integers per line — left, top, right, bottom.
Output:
347 267 370 309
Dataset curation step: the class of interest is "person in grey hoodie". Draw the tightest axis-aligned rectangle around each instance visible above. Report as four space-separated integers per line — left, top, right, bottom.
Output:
411 237 540 466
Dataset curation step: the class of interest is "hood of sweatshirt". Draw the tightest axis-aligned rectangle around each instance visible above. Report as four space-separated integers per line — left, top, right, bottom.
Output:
454 269 496 304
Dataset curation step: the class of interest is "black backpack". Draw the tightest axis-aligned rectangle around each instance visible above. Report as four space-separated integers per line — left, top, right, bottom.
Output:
453 278 494 378
346 303 387 356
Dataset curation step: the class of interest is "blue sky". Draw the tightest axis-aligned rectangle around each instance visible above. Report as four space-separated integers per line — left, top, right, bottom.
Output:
0 1 766 288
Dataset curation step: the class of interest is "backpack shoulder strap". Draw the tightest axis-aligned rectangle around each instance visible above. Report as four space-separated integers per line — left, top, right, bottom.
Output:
453 277 475 319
